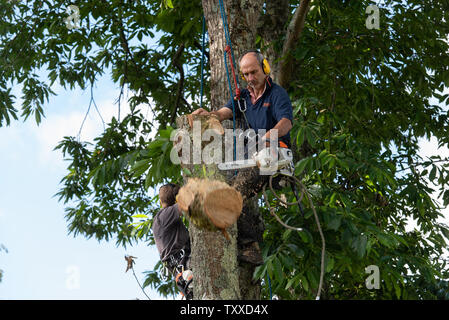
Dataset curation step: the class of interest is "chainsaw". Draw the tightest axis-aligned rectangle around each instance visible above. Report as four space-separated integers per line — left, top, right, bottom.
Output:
218 140 294 176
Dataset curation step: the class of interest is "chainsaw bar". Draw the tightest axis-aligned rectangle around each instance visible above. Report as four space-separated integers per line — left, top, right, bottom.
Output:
217 148 294 175
217 159 257 170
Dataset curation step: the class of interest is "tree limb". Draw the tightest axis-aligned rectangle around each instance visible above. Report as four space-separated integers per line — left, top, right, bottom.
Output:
256 0 290 83
170 44 185 125
278 0 311 88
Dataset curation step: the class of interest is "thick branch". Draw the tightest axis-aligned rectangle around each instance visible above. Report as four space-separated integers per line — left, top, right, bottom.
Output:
278 0 311 88
256 0 290 83
170 44 185 125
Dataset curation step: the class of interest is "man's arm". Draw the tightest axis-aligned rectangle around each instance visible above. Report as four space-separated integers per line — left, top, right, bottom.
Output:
262 117 292 140
191 107 233 122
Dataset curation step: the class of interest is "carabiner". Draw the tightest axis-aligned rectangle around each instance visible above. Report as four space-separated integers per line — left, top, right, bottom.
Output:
237 98 246 113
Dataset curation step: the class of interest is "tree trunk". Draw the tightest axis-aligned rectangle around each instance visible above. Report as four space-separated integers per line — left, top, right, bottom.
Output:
176 114 243 299
202 0 264 110
176 0 265 300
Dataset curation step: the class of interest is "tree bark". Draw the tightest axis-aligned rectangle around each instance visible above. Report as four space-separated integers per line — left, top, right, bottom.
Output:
202 0 264 110
176 114 243 299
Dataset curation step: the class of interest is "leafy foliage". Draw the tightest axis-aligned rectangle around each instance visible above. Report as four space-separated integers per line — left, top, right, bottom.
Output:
253 0 449 299
0 244 8 283
1 0 449 299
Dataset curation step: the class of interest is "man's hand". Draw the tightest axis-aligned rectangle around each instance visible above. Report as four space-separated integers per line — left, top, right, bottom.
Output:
192 108 210 116
191 107 233 122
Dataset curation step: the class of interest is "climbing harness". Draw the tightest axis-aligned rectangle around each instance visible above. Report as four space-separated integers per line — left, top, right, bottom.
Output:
162 249 194 300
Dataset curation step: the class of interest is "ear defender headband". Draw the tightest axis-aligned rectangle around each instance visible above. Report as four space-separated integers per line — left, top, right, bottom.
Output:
239 50 271 82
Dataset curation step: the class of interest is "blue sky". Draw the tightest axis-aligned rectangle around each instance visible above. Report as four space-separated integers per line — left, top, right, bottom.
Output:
0 75 165 300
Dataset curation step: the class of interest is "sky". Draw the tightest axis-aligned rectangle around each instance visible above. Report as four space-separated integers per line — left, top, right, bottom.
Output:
0 75 165 300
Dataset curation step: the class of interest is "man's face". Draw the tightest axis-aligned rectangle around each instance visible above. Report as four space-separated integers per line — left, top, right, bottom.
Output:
240 53 266 91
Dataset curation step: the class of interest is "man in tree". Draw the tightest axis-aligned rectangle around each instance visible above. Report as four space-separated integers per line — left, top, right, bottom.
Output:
192 50 294 267
193 50 293 147
152 183 190 278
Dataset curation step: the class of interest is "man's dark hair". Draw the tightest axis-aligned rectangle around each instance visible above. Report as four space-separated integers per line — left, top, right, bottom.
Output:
159 183 180 206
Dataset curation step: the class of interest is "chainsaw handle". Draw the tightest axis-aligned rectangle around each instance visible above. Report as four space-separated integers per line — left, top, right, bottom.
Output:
262 139 288 149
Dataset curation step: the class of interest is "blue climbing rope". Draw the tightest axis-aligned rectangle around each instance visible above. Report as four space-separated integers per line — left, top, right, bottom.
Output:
267 274 273 300
218 0 239 161
223 49 237 161
218 0 239 89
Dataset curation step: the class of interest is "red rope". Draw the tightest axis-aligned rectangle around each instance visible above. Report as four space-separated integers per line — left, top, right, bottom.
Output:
225 45 240 100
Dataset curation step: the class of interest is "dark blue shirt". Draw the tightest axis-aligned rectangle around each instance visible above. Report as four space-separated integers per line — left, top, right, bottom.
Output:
221 77 293 147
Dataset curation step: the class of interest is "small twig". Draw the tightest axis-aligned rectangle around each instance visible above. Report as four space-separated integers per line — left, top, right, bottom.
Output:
90 84 105 130
77 100 91 141
77 82 105 140
396 158 449 173
125 255 151 300
170 44 185 125
131 265 151 300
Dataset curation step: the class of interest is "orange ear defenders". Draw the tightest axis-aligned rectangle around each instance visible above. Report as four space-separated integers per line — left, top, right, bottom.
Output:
239 50 271 82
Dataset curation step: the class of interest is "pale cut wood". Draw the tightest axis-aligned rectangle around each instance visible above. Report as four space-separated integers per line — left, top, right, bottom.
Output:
204 188 243 229
177 178 242 238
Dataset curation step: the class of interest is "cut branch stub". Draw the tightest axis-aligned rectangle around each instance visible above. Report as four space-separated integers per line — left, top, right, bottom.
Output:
186 114 224 135
177 178 243 239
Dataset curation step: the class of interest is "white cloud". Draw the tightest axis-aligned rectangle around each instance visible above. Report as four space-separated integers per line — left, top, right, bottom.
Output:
34 96 133 169
1 83 156 173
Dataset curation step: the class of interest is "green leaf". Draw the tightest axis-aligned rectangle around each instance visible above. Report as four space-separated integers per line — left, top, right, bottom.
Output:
394 281 401 299
298 230 310 243
296 126 305 146
273 257 284 282
355 234 368 258
306 270 318 290
278 252 296 270
131 159 151 178
285 275 299 290
327 214 341 231
286 244 305 258
329 192 338 207
299 274 309 292
132 214 148 219
429 165 437 181
325 256 334 273
295 157 311 175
